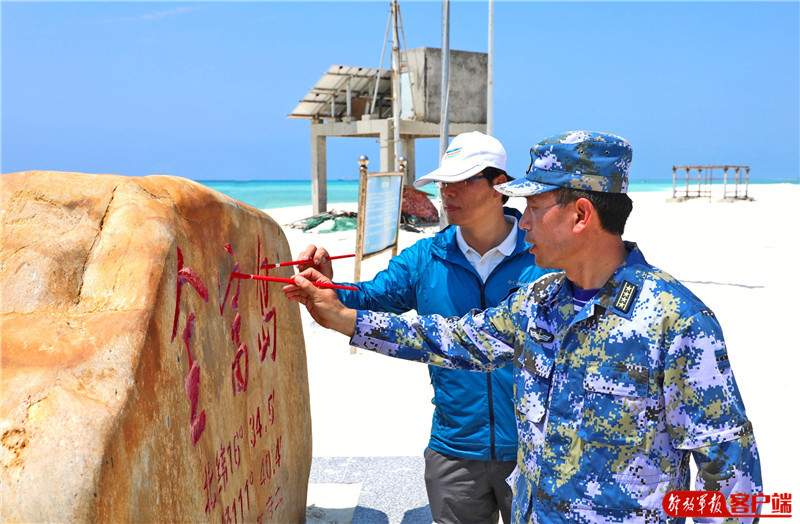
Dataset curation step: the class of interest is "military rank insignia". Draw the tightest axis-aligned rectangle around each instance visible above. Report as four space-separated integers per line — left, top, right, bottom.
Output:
614 281 638 313
528 325 554 344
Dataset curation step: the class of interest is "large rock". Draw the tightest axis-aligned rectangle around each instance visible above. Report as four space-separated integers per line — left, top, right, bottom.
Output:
0 172 311 522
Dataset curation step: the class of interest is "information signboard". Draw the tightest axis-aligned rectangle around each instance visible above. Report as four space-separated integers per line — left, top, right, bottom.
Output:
354 171 404 282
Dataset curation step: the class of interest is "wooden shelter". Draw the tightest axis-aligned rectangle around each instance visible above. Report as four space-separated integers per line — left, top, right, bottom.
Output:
289 48 488 215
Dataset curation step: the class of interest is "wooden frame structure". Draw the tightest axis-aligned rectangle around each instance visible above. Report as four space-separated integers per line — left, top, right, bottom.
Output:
672 165 752 201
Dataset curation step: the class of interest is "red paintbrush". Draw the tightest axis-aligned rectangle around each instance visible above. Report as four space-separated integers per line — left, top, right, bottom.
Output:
261 253 355 270
231 272 358 291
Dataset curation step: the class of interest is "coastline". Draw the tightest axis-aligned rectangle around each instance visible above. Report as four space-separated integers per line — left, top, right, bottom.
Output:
200 178 800 212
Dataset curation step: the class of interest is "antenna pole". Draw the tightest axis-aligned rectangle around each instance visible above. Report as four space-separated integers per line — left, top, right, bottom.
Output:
438 0 451 228
391 0 401 171
371 7 393 116
487 0 494 136
439 0 450 162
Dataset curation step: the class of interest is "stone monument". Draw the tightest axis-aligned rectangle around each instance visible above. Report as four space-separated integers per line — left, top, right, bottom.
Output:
0 171 311 522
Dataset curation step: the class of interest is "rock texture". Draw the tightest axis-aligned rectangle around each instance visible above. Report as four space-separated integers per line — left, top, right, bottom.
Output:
0 171 311 522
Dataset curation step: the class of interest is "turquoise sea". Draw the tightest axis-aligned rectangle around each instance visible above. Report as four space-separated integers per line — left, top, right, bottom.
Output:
198 179 798 211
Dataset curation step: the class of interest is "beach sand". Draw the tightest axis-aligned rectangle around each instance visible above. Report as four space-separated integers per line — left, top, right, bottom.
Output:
266 183 799 509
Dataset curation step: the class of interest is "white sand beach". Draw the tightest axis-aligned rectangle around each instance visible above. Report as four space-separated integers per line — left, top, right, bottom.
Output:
266 183 800 502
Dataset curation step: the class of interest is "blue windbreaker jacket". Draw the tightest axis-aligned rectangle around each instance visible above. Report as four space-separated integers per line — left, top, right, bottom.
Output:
336 208 550 461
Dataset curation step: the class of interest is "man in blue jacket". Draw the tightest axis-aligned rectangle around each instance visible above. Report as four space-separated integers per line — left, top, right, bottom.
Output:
298 131 550 524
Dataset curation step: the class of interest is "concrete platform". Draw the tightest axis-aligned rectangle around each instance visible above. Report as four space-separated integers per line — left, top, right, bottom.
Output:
305 457 432 524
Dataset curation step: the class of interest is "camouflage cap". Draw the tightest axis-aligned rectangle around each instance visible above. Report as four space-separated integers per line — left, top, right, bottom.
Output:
494 131 632 197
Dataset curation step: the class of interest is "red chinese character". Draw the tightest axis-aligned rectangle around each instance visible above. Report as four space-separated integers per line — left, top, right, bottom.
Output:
772 492 792 514
259 307 277 362
708 492 724 515
729 493 751 514
183 313 207 446
257 237 269 311
231 312 242 346
172 246 209 342
265 486 282 519
183 318 201 421
666 492 681 515
203 461 217 514
664 491 731 518
219 260 241 316
697 492 708 513
232 343 249 394
216 446 229 493
751 493 770 514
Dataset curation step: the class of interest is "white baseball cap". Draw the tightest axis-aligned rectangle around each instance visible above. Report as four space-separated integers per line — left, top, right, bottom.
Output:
413 131 507 188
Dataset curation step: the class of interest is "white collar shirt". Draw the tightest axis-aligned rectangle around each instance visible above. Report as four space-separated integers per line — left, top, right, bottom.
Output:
455 217 518 283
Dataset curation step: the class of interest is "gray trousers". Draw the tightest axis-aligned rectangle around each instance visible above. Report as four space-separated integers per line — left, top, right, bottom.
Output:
424 447 516 524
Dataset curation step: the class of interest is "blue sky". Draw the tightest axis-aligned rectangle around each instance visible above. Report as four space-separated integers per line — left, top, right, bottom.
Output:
2 1 798 182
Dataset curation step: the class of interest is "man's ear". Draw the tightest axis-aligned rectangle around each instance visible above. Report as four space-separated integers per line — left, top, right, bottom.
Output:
572 197 594 233
491 174 508 199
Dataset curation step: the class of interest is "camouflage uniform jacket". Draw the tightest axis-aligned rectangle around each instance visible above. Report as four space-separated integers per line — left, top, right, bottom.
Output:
351 242 762 523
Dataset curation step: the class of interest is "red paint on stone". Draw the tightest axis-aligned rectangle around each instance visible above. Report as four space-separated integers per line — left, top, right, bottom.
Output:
231 343 249 395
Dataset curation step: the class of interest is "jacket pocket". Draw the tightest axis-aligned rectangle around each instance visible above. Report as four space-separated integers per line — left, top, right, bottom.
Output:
512 341 554 426
578 361 650 447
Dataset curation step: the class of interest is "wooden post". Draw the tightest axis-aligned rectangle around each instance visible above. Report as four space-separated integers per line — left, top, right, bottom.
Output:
672 166 677 199
745 167 750 199
354 156 369 283
685 167 690 198
723 167 729 200
395 158 408 257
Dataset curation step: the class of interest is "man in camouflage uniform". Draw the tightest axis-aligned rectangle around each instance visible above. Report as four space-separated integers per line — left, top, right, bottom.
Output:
285 131 763 523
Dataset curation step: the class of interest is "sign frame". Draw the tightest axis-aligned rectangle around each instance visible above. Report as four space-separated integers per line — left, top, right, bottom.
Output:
354 170 405 282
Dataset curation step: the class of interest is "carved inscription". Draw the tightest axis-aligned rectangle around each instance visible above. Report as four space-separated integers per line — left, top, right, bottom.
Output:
172 237 286 520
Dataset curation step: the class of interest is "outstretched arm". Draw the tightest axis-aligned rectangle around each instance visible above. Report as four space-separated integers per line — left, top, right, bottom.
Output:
285 268 526 371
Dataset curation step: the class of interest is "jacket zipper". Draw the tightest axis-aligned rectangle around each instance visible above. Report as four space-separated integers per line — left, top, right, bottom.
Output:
447 228 525 463
479 283 497 461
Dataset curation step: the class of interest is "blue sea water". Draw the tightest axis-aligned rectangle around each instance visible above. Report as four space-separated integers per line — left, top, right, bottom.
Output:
198 179 798 211
198 180 354 210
